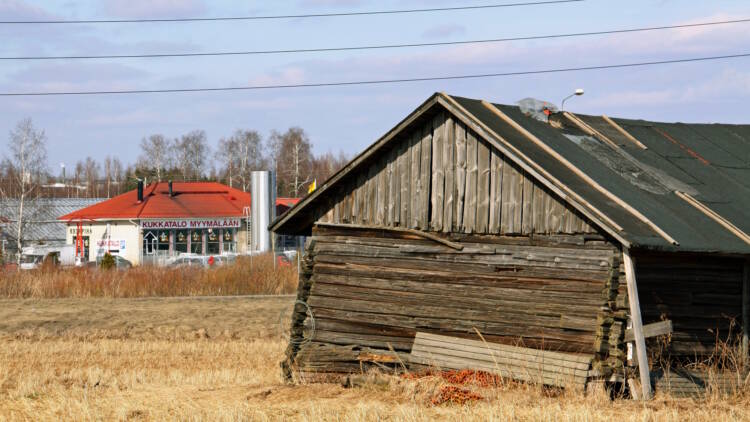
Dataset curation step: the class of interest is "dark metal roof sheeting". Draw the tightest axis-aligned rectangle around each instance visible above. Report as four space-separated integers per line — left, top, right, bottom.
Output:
0 198 104 244
453 95 750 254
272 92 750 255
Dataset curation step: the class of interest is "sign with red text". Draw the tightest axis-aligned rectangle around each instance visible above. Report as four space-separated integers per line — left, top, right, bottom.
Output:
140 218 241 230
96 239 126 251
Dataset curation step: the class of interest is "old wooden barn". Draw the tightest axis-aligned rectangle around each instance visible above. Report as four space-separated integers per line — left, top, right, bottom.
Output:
271 92 750 398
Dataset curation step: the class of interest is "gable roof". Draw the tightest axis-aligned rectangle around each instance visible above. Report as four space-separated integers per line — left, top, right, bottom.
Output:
58 182 252 221
271 92 750 255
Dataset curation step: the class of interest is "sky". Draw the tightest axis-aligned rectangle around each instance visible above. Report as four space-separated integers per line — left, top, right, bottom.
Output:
0 0 749 175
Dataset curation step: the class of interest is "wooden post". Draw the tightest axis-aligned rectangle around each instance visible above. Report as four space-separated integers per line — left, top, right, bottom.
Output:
743 260 749 369
623 249 652 399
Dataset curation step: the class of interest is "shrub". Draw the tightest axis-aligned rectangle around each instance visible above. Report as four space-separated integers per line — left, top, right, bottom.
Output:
100 253 116 270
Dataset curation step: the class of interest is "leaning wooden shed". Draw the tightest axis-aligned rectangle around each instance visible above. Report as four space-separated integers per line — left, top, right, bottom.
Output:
271 92 750 398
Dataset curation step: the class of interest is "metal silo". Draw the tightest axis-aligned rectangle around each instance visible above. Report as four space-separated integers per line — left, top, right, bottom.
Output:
250 170 276 253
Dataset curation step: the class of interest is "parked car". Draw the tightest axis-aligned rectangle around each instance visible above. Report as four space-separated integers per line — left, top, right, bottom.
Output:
19 245 76 270
209 254 237 266
19 253 44 270
168 255 210 268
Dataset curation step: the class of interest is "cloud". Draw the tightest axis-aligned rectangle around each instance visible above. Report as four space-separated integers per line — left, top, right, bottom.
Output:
584 67 750 110
0 0 55 19
247 67 307 86
100 0 206 19
3 62 150 93
422 24 466 39
297 0 364 7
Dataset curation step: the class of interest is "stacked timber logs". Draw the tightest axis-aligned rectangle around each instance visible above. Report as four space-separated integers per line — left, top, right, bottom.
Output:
281 238 316 381
283 224 622 381
591 257 629 379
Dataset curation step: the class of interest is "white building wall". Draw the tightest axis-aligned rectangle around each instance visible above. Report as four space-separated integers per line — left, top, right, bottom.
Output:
65 221 141 265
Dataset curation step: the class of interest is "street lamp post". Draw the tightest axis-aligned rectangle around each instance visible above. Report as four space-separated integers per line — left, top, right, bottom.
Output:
561 88 585 111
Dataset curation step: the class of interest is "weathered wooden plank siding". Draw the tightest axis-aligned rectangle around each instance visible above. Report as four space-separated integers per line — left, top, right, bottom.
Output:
442 116 455 233
287 224 619 376
318 110 598 235
454 122 467 231
419 126 432 230
409 131 421 229
430 114 445 232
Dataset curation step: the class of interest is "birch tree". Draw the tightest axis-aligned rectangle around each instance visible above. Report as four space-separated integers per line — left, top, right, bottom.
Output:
111 157 123 196
270 127 313 197
174 130 209 181
83 156 99 198
138 134 171 182
104 156 113 198
215 137 238 188
2 118 47 263
216 129 266 191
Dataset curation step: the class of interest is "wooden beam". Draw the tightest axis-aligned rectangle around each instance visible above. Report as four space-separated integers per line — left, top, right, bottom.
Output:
314 222 464 251
675 190 750 246
562 112 620 150
601 115 648 149
743 261 749 369
623 249 653 400
483 101 679 247
624 319 672 342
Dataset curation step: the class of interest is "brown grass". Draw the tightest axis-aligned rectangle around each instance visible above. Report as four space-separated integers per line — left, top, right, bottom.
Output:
1 296 749 421
0 254 298 298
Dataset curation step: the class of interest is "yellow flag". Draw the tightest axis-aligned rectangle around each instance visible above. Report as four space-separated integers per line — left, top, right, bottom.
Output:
308 179 317 194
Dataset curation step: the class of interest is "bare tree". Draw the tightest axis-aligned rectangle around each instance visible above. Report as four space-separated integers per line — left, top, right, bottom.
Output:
311 150 349 186
111 157 123 196
73 161 84 198
173 130 209 181
83 157 100 198
138 134 172 182
270 127 313 197
215 137 238 188
103 156 112 198
1 118 47 264
216 129 266 191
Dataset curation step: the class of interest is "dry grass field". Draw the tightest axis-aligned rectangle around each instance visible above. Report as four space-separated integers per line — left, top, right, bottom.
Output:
1 295 749 421
0 254 298 298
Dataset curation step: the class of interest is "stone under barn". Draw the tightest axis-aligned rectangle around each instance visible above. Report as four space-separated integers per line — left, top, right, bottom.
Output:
271 92 750 398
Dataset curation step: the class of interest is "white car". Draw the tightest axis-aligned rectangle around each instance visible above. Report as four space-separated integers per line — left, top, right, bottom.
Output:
19 245 76 270
167 254 210 268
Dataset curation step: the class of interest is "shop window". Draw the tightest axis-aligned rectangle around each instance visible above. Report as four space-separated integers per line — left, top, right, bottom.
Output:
206 229 220 254
190 230 202 254
222 229 236 253
158 231 170 253
175 230 188 254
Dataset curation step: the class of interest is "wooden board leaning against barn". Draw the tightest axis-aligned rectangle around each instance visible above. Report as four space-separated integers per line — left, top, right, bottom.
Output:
409 332 594 388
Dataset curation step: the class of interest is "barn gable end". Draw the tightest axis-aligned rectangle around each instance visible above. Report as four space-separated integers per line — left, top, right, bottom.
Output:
310 106 599 237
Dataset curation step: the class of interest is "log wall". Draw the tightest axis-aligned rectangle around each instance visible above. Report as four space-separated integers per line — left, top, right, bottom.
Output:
284 224 621 378
316 110 597 235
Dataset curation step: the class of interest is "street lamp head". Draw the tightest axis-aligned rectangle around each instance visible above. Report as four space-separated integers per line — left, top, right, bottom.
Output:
561 88 585 111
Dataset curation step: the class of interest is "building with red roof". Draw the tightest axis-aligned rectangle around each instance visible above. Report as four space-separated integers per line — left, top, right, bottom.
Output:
58 181 300 266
